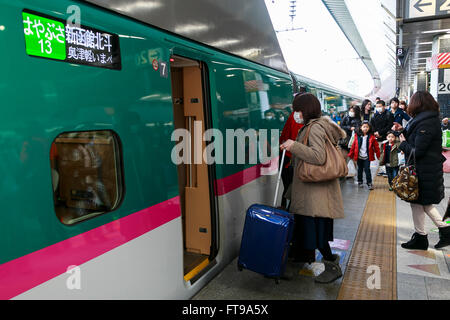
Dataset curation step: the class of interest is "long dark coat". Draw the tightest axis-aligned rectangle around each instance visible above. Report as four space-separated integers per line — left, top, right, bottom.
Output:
399 111 445 205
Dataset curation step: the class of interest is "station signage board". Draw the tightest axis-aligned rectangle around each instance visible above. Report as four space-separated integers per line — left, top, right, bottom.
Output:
22 9 121 70
406 0 450 19
438 82 450 94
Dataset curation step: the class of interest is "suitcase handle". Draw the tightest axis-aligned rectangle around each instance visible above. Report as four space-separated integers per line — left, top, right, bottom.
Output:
273 149 286 207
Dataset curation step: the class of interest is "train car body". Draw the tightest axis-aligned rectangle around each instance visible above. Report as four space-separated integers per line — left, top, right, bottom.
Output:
292 73 363 115
0 0 292 299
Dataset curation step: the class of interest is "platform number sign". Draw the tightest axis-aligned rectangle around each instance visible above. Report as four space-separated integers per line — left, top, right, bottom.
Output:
22 9 121 70
438 82 450 94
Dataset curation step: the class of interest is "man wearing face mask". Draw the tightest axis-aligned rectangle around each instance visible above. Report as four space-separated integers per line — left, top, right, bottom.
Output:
279 102 305 210
370 100 394 175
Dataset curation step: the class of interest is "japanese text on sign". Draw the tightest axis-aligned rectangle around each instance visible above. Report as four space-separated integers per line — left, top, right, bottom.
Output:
65 26 114 65
23 11 66 60
22 10 121 70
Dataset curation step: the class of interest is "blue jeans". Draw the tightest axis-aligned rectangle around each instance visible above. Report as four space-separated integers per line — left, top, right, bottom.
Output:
357 158 372 185
386 166 399 186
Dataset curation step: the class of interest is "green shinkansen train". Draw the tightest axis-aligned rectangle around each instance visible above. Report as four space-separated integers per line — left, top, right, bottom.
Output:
0 0 362 299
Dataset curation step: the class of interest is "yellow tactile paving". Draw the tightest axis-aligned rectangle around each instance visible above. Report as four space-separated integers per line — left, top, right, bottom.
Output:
338 175 397 300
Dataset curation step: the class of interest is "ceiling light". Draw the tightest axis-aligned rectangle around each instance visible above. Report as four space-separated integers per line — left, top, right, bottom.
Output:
421 29 450 34
418 42 433 45
209 39 242 47
174 23 210 34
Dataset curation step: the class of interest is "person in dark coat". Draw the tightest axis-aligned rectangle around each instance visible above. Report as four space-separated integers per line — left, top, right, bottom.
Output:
371 100 394 142
340 105 361 151
396 91 450 250
390 97 410 126
371 100 394 175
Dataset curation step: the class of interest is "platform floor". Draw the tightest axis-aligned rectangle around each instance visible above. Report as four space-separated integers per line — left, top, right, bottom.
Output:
193 161 450 300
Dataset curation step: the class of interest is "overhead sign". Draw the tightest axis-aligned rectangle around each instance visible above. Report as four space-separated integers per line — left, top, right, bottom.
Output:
407 0 450 19
22 9 121 70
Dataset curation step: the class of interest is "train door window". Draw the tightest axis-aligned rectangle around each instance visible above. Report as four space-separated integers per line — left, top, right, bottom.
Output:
50 130 124 225
170 55 214 281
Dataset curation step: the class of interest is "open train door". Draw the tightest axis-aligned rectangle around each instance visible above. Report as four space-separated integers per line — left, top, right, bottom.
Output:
170 55 217 283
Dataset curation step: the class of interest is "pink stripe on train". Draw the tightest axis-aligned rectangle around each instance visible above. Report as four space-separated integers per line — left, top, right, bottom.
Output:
0 197 181 300
0 157 279 299
215 157 279 196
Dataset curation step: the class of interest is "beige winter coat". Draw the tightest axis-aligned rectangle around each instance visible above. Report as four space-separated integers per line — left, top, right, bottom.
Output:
288 116 346 219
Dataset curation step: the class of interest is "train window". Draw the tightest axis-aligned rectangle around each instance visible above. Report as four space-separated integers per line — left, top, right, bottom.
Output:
50 130 124 225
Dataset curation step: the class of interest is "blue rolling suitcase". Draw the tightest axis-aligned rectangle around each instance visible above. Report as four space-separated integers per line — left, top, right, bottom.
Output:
237 150 295 283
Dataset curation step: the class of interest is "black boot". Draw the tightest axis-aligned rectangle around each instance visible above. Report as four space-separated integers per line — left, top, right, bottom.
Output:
435 226 450 249
401 232 429 250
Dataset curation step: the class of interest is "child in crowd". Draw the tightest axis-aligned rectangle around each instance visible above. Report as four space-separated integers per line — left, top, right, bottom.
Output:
348 121 380 190
380 131 401 191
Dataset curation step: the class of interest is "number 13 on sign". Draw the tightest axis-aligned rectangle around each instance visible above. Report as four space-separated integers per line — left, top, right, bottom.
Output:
38 39 52 54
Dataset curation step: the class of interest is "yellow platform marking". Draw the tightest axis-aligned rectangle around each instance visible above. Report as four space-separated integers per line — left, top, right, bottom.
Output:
338 175 397 300
184 258 209 282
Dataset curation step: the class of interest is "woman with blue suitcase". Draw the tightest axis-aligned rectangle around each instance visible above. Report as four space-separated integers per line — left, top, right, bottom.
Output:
281 93 347 284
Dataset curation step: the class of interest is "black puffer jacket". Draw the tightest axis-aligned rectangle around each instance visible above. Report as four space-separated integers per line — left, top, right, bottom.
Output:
370 111 394 141
399 111 445 205
340 116 361 150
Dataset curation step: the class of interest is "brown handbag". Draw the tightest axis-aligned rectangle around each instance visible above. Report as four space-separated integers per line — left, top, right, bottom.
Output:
391 149 419 202
297 124 348 182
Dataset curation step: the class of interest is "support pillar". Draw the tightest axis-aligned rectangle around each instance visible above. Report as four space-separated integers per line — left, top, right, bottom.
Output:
431 35 450 118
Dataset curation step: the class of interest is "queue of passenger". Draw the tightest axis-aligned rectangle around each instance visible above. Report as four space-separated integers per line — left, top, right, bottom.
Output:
276 91 450 284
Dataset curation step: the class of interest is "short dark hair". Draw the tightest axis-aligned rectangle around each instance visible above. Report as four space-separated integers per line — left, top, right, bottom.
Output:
292 93 322 124
390 97 399 105
299 86 307 93
407 91 440 117
360 121 373 134
376 100 386 107
386 130 396 137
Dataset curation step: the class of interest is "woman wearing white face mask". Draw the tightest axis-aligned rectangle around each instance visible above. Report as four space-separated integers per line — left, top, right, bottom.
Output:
280 93 346 283
339 106 361 153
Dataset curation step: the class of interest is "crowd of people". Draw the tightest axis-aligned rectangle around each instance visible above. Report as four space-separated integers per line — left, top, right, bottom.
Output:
278 91 450 284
